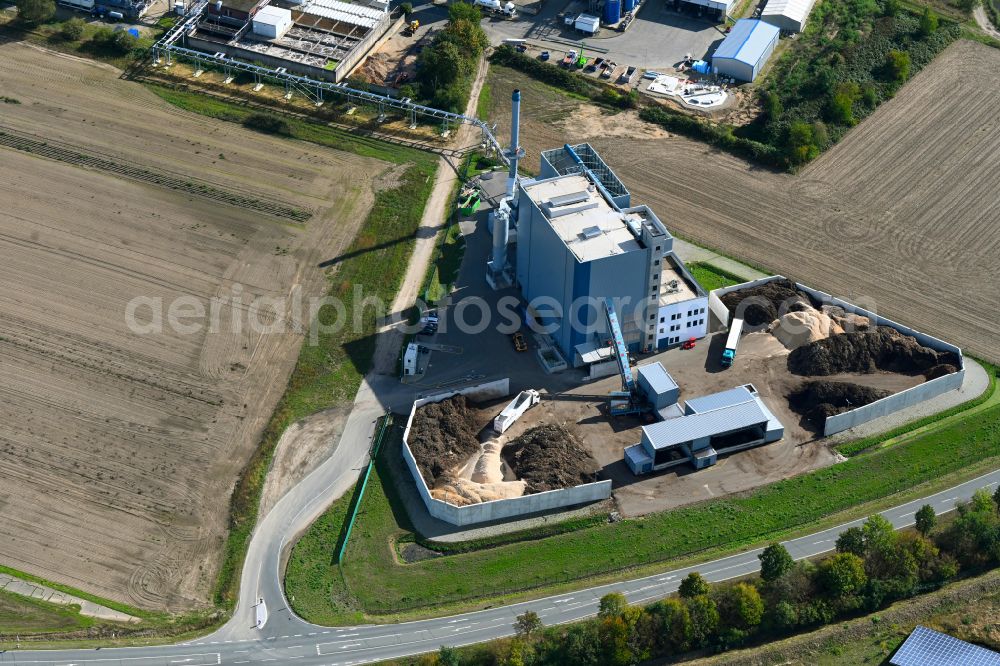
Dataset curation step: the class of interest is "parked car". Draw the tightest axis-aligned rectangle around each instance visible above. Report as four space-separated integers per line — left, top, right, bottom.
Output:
540 50 550 61
643 70 663 80
681 337 697 350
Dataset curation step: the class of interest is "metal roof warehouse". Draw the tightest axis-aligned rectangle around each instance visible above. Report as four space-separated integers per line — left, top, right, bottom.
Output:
711 19 780 81
761 0 818 32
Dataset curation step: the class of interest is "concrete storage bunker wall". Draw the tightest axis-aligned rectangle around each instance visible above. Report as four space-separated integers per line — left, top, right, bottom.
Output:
711 275 966 437
401 380 613 527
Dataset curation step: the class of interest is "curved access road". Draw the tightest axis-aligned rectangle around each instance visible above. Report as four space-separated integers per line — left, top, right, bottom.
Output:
5 456 998 665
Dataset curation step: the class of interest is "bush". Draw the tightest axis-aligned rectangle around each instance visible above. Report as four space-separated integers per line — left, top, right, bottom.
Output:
400 1 413 16
15 0 55 23
761 89 783 121
827 81 860 125
785 121 820 164
919 7 939 35
242 113 291 135
885 49 911 83
60 18 86 41
91 26 138 54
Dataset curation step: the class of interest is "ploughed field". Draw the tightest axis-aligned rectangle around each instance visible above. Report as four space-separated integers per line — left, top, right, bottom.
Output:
487 40 1000 363
0 43 386 610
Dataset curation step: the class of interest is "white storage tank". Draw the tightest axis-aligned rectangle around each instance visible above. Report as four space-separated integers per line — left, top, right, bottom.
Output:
252 5 293 39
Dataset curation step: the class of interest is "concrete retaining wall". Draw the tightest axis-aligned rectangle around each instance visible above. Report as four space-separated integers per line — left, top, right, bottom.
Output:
707 289 730 331
402 380 612 527
713 276 965 437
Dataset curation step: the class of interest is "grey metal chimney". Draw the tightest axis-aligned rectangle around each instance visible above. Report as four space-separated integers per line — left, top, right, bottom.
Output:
491 89 524 278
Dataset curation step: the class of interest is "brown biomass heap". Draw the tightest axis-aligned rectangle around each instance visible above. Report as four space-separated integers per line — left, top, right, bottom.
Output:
408 395 483 486
789 380 891 426
719 279 815 327
787 327 959 376
503 424 600 494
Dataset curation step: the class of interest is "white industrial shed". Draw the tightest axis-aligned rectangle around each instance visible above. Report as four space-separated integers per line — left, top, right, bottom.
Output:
676 0 734 22
711 18 780 82
251 5 293 39
760 0 817 32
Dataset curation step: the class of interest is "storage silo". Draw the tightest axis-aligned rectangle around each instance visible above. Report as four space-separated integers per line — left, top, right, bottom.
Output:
622 0 636 12
603 0 620 23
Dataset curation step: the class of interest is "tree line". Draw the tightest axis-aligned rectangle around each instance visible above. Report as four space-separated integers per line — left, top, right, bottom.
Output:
409 487 1000 665
409 2 488 113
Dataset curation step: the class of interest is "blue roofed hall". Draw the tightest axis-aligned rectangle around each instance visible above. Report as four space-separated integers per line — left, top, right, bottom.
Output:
711 19 780 81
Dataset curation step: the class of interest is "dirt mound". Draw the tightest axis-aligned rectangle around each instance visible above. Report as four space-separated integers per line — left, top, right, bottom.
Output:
408 395 483 486
769 309 844 350
720 279 815 327
821 305 872 333
787 327 958 376
431 477 527 505
789 380 892 425
924 363 959 380
502 424 600 494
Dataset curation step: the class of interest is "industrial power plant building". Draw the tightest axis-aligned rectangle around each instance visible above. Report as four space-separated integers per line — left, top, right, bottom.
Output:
711 19 780 81
510 144 708 363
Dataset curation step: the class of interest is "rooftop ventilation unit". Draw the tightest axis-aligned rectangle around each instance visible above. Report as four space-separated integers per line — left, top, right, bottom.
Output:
547 191 590 208
580 226 602 239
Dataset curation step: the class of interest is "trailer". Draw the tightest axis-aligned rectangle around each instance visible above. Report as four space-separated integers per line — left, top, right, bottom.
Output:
493 389 541 434
721 317 744 367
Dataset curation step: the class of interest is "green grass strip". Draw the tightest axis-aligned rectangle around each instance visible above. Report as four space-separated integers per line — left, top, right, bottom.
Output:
0 588 95 634
686 262 747 292
0 565 158 620
336 415 392 563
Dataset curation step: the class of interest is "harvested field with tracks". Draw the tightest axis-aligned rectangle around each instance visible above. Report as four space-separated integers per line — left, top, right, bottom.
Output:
486 40 1000 362
0 43 387 611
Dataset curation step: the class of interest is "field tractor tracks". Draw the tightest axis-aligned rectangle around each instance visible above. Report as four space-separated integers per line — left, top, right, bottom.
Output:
0 127 312 224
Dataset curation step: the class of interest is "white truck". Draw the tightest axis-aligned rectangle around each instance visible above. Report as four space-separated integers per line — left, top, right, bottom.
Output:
493 389 541 434
474 0 516 17
721 317 744 368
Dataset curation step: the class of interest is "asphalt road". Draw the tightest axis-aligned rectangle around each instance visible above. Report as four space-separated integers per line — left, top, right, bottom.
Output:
4 460 998 665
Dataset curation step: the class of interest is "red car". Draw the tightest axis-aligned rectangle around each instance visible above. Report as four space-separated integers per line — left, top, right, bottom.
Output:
681 337 697 350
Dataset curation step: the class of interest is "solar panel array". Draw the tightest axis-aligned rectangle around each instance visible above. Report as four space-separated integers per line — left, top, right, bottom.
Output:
891 626 1000 666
